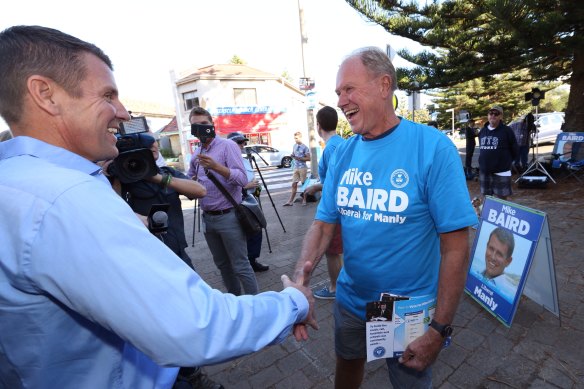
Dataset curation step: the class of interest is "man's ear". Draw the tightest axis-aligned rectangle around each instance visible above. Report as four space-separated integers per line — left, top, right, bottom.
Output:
26 75 61 116
505 256 513 267
380 75 391 97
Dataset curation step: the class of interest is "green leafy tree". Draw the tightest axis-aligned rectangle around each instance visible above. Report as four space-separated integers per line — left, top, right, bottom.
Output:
281 70 294 83
229 55 246 65
337 117 355 139
345 0 583 131
429 71 562 128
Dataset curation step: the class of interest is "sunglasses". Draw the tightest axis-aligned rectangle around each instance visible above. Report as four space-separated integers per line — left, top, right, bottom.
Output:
488 111 501 116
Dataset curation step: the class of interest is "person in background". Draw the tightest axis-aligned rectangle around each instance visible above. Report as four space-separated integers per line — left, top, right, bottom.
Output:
510 112 535 173
292 46 477 388
464 119 478 180
303 106 344 300
0 25 316 389
110 133 205 268
478 106 519 200
227 131 270 273
283 131 310 206
187 107 259 295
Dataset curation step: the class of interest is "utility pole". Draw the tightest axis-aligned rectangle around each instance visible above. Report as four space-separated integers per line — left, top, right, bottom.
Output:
445 108 455 135
297 0 318 178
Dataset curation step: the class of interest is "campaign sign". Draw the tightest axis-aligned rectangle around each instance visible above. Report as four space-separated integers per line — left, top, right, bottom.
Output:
551 132 584 167
465 197 546 327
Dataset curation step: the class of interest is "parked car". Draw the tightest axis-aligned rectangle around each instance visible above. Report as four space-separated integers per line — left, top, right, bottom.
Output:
533 112 564 145
243 144 293 168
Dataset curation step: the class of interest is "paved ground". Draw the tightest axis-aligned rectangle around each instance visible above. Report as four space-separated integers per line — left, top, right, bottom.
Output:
181 143 583 389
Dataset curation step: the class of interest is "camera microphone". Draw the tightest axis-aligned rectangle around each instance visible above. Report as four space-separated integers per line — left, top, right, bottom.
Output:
148 210 168 234
152 211 168 225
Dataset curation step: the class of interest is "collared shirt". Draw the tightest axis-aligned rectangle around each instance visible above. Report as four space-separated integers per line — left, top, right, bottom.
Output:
0 136 308 389
187 137 248 211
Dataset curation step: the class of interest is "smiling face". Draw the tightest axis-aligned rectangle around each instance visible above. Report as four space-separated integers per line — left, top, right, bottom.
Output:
54 53 130 162
335 56 393 139
484 233 513 278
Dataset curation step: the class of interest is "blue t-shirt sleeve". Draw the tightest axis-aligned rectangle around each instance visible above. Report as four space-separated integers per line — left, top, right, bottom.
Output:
426 140 477 232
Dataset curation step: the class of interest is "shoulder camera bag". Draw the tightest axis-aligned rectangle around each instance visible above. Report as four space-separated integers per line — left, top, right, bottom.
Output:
205 171 266 237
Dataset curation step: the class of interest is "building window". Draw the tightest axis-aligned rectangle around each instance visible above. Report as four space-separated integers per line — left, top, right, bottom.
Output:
234 88 257 106
183 91 199 111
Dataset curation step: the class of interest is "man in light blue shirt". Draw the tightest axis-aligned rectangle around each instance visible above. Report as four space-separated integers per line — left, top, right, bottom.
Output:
0 25 315 389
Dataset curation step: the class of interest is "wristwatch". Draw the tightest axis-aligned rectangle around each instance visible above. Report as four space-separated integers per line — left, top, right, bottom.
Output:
429 319 453 338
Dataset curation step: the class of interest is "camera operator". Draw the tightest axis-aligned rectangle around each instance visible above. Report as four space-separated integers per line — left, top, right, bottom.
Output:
104 133 206 268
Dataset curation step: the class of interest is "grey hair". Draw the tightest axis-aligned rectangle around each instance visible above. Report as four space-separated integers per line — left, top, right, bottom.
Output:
347 46 398 92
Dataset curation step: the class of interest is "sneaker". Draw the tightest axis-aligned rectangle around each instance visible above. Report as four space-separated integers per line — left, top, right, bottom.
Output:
314 286 336 300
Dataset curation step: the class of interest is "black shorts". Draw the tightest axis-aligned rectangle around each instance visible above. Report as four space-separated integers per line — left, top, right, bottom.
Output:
479 172 512 197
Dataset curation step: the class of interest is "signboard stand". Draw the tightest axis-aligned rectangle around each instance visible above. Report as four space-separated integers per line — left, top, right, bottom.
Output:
464 197 560 327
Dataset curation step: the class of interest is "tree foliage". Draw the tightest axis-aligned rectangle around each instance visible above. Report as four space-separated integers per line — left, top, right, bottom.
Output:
229 55 246 65
344 0 583 130
429 71 562 129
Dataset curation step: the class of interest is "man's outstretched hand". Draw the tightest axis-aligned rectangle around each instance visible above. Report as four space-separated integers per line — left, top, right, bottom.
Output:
281 261 318 341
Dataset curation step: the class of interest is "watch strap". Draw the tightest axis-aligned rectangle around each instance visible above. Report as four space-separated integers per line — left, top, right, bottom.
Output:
429 319 452 338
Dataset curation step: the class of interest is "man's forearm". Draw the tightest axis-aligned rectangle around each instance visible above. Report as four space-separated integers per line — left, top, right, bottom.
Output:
433 228 471 325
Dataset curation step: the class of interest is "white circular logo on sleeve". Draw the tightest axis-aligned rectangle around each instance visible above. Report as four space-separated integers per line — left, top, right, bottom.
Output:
390 169 409 188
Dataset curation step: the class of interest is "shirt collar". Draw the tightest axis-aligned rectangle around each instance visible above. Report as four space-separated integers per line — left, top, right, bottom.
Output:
0 136 103 176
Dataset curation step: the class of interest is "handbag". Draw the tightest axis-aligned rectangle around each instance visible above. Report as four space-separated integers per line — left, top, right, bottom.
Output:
205 171 266 237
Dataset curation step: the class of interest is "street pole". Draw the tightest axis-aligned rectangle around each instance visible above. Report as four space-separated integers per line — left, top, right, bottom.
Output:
298 0 319 178
445 108 455 134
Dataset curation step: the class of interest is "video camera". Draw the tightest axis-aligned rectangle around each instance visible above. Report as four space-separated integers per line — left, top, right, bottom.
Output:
191 123 216 144
108 116 158 183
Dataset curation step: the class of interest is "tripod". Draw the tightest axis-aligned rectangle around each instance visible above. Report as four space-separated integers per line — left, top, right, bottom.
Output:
191 198 200 247
247 150 286 233
516 107 556 184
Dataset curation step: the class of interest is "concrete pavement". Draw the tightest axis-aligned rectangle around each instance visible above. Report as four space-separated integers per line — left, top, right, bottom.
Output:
182 144 583 389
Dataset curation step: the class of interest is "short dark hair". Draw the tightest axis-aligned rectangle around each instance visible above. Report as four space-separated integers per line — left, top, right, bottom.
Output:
188 106 213 123
316 106 338 132
489 227 515 258
0 25 112 125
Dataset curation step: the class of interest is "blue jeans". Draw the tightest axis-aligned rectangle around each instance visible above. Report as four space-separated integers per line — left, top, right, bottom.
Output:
202 211 259 295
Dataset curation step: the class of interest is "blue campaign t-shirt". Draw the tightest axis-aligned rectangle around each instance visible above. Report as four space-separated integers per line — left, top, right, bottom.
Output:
319 134 344 184
316 118 477 319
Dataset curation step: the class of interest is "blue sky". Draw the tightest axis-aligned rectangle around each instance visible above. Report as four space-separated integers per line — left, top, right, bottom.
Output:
0 0 424 130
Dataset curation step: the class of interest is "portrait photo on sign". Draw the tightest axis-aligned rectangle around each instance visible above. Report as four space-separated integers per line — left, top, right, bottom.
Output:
468 223 532 304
